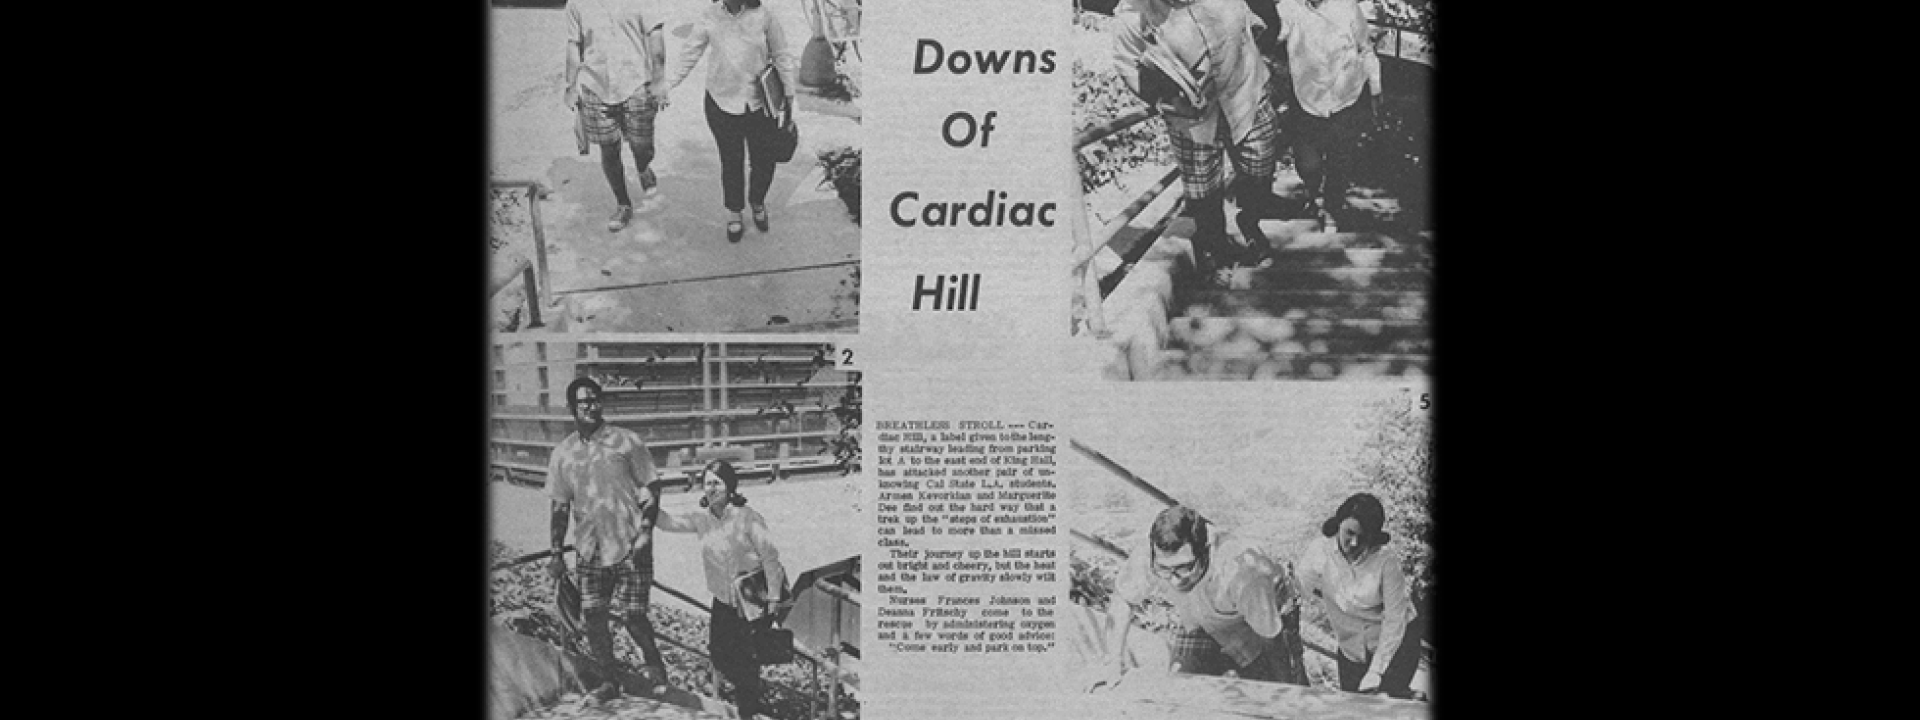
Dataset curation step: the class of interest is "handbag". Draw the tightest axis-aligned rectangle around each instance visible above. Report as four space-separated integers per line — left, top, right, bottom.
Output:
757 63 799 163
733 568 796 665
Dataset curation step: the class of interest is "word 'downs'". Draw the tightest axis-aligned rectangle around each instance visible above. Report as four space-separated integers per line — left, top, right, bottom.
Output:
913 39 1058 75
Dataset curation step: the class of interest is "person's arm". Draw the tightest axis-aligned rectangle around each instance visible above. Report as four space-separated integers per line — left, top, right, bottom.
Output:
1110 13 1149 98
628 439 659 532
745 509 789 603
1233 550 1287 639
564 3 584 108
1351 1 1382 99
547 452 572 580
665 15 711 94
1244 0 1282 55
653 504 698 533
1360 551 1412 691
766 8 798 108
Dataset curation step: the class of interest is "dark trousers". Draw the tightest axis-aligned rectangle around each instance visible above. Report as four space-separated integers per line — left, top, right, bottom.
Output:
709 599 766 718
1289 97 1373 214
704 93 779 213
1335 617 1424 699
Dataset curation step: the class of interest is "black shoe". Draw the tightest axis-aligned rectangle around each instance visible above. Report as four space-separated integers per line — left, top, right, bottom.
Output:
589 681 621 703
727 216 745 243
751 204 769 232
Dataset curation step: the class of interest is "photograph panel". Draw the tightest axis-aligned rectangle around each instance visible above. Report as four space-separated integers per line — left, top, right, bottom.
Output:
1067 0 1433 381
487 332 865 720
1061 383 1432 718
491 0 865 335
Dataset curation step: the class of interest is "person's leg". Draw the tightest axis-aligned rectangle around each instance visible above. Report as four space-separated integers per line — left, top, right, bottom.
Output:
744 109 778 212
1166 128 1232 277
576 563 621 698
1335 653 1368 692
1379 618 1425 698
1321 98 1374 227
1290 110 1330 217
705 94 747 214
601 143 632 208
1166 625 1228 677
615 551 668 689
622 93 659 198
709 600 765 718
1227 101 1284 260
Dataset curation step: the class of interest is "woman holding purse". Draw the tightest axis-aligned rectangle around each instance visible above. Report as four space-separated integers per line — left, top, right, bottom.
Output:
662 0 798 243
653 460 791 719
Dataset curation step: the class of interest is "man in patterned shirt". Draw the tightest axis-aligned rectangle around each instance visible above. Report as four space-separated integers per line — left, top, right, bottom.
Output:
546 376 668 701
1098 506 1307 688
566 0 671 232
1112 0 1298 284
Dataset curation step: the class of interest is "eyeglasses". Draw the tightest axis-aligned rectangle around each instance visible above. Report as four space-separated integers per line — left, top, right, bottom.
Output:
1150 553 1201 580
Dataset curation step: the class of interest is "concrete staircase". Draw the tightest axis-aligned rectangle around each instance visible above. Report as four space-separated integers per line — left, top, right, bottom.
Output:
1093 174 1432 381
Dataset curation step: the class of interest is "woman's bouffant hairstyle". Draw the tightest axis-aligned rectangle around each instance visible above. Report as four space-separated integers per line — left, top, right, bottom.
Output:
697 459 750 508
716 0 763 8
1321 492 1392 547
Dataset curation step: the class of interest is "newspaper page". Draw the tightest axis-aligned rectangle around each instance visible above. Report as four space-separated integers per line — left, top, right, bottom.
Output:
487 1 1433 719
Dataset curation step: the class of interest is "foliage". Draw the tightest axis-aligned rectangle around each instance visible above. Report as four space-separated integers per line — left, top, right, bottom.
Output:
1343 397 1433 608
490 541 859 719
816 146 861 225
1349 93 1430 229
1073 61 1171 195
489 186 534 253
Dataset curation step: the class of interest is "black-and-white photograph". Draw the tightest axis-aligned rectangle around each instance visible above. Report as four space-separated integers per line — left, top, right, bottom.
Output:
1061 387 1432 719
487 335 863 720
491 0 865 334
1067 0 1432 381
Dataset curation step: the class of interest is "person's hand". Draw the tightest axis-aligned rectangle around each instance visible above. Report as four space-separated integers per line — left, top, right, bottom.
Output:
1085 658 1129 693
563 85 579 111
548 555 567 584
1357 670 1383 694
650 84 671 111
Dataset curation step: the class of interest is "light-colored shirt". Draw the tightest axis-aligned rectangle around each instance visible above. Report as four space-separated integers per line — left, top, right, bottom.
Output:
1295 534 1414 677
547 424 658 567
1112 0 1271 147
1115 529 1296 667
567 0 665 105
656 502 789 608
666 2 798 115
1271 0 1381 117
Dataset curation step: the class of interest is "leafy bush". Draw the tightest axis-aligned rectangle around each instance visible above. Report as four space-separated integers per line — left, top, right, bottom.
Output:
816 146 861 225
1072 15 1172 195
1343 398 1433 608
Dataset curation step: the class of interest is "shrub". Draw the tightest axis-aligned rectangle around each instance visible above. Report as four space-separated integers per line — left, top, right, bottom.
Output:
1343 398 1433 607
816 146 861 225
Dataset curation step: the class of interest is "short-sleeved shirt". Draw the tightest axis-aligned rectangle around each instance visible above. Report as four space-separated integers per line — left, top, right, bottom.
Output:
567 0 665 105
547 424 657 567
1115 528 1295 667
1113 0 1271 146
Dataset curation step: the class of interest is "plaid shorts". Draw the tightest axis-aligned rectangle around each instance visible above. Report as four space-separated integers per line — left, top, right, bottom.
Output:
1165 99 1282 200
574 546 655 618
1167 625 1236 677
579 87 659 147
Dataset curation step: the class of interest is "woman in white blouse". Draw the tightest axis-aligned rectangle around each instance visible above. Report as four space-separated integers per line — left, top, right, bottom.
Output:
654 459 790 719
663 0 799 243
1295 492 1424 698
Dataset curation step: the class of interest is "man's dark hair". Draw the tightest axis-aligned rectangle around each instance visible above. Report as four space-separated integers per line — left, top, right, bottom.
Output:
565 376 603 408
1148 505 1208 556
717 0 763 9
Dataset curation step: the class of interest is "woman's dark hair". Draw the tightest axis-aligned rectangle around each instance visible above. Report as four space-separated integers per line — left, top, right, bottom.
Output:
698 459 749 508
1321 493 1391 547
717 0 763 9
1148 505 1208 556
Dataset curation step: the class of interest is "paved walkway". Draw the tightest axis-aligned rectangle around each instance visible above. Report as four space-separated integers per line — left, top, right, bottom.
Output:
492 4 861 333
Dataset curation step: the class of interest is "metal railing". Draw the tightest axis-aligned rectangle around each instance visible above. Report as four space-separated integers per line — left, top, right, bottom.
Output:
490 546 857 720
490 179 552 329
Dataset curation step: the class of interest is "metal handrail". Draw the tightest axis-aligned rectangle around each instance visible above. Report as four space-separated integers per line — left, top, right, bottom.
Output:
489 550 855 718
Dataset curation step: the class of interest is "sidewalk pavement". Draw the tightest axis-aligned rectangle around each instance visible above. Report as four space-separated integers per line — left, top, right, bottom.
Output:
492 4 862 333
